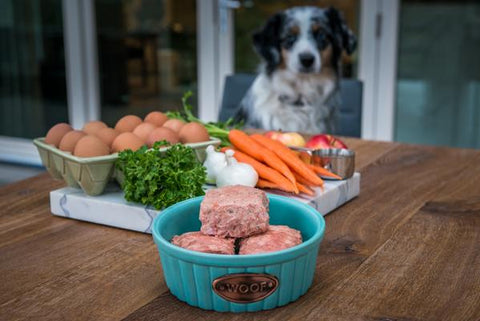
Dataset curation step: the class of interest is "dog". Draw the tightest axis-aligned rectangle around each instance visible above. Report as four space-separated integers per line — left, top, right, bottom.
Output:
235 6 356 134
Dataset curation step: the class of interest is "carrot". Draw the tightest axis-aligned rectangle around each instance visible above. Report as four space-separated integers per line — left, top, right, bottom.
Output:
221 147 298 194
293 172 325 193
296 182 315 196
255 179 277 189
256 179 289 193
256 178 314 196
297 151 312 164
293 171 322 188
228 130 297 188
250 134 324 186
308 164 342 180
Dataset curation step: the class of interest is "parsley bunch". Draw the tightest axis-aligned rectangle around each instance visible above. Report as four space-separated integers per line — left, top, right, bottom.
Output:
116 142 206 210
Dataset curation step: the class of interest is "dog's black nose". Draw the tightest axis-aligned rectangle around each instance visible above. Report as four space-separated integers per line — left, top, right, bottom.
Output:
299 52 315 68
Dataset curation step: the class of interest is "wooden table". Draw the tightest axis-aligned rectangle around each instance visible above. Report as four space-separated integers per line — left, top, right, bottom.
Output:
1 138 479 320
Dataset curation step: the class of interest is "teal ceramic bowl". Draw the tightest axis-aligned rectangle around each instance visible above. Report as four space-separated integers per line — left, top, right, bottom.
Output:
152 194 325 312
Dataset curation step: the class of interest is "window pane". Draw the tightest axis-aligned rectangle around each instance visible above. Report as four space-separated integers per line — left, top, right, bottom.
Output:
394 1 480 148
234 0 359 78
94 0 197 126
0 0 68 139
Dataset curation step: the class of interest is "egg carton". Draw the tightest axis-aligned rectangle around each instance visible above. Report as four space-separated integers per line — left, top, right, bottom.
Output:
33 137 221 196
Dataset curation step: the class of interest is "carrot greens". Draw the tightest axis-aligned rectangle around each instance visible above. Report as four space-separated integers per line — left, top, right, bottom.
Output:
166 91 242 147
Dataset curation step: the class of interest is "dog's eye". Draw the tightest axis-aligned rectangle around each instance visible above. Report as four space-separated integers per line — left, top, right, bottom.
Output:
313 31 328 50
282 34 297 49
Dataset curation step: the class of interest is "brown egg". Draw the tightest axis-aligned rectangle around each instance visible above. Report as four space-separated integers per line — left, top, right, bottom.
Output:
59 130 86 152
146 127 180 147
112 132 145 152
45 123 73 147
144 111 168 127
132 122 156 142
179 122 210 143
95 127 119 147
82 121 107 135
73 135 110 157
162 119 185 133
114 115 142 133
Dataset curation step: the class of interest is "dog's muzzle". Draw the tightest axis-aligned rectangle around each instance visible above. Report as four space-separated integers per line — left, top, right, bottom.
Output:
299 52 315 69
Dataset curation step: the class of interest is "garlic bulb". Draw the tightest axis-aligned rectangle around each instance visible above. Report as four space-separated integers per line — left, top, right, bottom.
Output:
216 150 258 188
203 145 227 184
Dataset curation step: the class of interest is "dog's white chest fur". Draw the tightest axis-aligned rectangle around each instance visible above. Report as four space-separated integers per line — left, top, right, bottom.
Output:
250 69 336 133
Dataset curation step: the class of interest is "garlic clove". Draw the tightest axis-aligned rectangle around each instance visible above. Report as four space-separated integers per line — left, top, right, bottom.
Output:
203 145 227 184
216 150 258 188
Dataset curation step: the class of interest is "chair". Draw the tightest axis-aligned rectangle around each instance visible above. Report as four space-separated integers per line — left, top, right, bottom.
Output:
337 79 363 137
219 74 363 137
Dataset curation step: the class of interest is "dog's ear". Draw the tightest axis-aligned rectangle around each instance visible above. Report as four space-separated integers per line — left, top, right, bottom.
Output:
326 7 356 55
252 13 284 73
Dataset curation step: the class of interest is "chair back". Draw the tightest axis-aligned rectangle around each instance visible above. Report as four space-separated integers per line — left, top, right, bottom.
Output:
218 73 256 123
338 79 363 137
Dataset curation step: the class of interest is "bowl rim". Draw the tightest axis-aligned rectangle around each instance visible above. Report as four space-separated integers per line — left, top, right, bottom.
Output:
290 146 355 158
152 194 326 266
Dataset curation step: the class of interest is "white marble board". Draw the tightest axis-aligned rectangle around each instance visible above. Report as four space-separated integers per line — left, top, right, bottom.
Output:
50 172 360 234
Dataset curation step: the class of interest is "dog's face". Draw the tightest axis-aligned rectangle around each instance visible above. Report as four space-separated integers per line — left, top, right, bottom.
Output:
253 6 356 75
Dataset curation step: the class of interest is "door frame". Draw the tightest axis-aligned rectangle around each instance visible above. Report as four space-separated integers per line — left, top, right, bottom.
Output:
63 0 101 129
358 0 400 141
197 0 235 122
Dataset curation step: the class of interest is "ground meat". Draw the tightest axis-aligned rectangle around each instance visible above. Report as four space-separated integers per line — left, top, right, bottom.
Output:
239 225 302 255
199 185 269 238
171 231 235 255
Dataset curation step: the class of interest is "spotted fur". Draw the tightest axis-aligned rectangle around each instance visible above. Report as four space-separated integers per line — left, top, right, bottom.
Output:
235 6 356 133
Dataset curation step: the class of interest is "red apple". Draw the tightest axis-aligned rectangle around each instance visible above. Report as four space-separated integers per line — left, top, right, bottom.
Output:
305 134 330 149
264 131 306 147
327 135 348 149
305 134 348 149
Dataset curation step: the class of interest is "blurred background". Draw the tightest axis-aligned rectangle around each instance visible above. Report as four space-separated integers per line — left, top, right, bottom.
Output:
0 0 479 184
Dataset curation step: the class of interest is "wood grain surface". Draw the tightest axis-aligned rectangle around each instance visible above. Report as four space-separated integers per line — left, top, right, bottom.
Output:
1 138 479 321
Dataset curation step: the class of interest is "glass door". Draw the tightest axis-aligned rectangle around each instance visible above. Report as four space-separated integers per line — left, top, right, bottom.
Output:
361 0 480 148
0 0 69 164
94 0 198 127
394 0 480 148
0 0 204 166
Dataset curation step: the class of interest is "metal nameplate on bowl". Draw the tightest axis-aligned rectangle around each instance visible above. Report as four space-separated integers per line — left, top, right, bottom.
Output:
212 273 279 303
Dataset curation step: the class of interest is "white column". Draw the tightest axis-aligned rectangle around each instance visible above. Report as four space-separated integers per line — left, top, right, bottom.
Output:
375 0 400 141
63 0 100 128
197 0 237 122
81 0 101 123
197 0 218 122
358 0 380 140
358 0 400 141
217 0 237 117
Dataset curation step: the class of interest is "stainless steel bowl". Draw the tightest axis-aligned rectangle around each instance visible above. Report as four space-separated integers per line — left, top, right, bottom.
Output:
291 147 355 179
311 148 355 179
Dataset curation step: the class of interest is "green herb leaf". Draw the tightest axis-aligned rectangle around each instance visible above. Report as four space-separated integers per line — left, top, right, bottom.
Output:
116 143 207 210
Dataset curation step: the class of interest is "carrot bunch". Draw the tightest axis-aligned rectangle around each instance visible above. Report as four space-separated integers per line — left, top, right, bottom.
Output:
223 129 337 196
